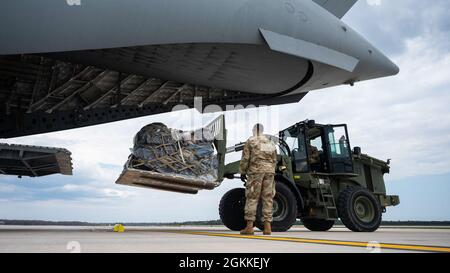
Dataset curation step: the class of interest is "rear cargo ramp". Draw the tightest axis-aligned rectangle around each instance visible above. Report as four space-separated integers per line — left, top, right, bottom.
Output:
0 143 72 177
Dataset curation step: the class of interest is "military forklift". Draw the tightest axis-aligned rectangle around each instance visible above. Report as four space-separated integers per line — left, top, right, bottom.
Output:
219 120 400 232
115 116 399 232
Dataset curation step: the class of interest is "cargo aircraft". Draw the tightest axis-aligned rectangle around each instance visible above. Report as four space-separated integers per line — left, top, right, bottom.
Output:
0 0 399 177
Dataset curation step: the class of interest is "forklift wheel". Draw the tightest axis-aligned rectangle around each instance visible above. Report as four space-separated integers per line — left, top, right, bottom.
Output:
255 182 298 232
219 188 246 231
302 218 335 231
337 186 382 232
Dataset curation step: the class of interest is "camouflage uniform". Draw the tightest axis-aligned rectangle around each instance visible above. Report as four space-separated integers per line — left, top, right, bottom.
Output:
308 145 320 164
239 135 277 222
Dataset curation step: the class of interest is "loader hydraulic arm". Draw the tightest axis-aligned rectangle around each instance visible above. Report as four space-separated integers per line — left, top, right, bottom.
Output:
226 142 245 154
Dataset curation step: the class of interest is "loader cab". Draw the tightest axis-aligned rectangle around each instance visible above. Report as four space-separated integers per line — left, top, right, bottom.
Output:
280 120 354 174
324 124 353 173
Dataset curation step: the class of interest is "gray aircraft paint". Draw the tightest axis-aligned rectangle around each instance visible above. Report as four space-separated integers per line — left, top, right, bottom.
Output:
312 0 358 19
0 0 398 95
260 28 359 72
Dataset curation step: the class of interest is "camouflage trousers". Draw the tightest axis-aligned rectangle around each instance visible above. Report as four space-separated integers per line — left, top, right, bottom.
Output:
244 173 276 222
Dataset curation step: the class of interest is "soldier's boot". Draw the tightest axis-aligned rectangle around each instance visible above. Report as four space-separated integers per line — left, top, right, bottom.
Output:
240 221 254 235
263 221 272 235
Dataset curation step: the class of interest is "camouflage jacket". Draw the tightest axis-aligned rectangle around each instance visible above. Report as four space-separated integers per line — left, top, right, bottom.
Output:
239 135 277 174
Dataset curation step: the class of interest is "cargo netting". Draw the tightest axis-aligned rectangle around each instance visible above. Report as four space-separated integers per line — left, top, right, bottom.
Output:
129 122 219 183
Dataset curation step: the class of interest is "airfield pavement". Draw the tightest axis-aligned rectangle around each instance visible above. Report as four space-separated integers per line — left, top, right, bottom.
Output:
0 225 449 253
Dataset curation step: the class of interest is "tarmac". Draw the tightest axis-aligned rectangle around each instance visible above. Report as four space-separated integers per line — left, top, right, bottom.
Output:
0 225 449 253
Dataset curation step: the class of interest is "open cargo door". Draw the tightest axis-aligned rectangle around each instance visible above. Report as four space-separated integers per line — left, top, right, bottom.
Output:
115 115 226 194
0 143 72 177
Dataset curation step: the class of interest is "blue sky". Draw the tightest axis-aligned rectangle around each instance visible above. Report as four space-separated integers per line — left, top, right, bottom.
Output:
1 0 450 222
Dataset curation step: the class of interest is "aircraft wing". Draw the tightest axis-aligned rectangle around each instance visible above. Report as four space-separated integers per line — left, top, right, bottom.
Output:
312 0 358 19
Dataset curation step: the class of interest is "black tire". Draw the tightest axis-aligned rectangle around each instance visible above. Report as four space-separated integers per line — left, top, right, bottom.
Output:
219 188 246 231
302 218 335 231
255 182 298 232
337 186 382 232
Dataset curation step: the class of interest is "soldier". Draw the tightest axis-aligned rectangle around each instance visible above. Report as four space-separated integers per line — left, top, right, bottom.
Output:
239 123 277 235
308 143 320 164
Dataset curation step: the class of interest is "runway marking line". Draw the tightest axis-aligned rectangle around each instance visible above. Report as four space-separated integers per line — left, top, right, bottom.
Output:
172 231 450 253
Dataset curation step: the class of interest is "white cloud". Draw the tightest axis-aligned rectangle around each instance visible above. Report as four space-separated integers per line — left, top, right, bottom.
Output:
366 0 382 6
59 183 135 199
0 184 17 193
280 30 450 181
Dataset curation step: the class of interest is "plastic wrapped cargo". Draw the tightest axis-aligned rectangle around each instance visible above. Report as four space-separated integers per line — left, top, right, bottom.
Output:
116 115 226 194
131 122 219 181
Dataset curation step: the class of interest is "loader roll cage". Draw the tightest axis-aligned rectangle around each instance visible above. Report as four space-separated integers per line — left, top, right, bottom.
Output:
279 120 354 174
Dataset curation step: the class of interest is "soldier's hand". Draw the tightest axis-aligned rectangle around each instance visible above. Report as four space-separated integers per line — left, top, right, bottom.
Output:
240 174 247 183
